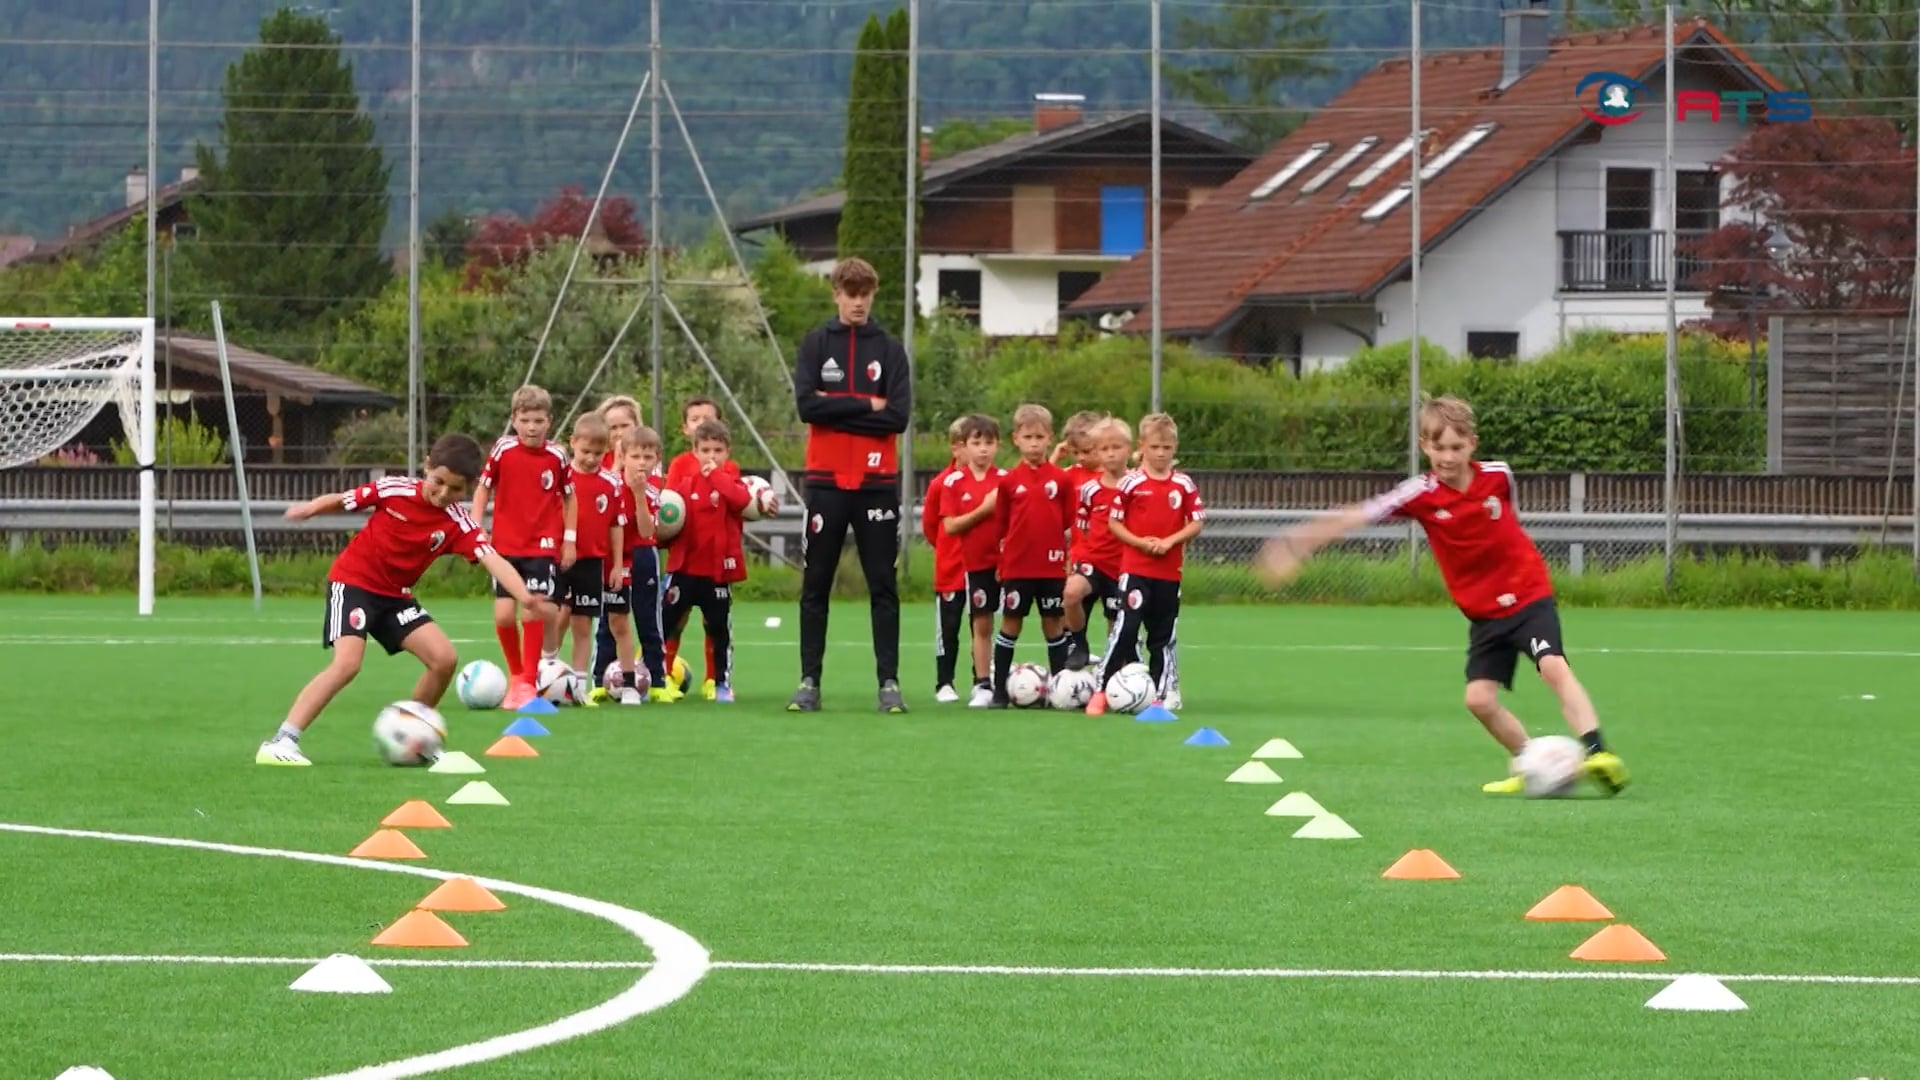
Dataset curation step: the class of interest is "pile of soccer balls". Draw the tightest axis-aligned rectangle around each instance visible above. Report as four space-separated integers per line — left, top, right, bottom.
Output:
1003 661 1156 713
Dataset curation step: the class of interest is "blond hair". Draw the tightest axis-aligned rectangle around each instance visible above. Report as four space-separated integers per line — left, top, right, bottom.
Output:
1137 412 1178 442
946 416 970 443
616 425 663 455
597 394 641 425
572 412 609 441
1089 416 1132 445
510 384 552 415
1062 409 1106 443
1419 395 1476 441
1011 403 1054 433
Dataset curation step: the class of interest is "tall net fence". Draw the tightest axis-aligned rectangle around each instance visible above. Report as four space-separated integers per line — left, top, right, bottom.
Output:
0 323 148 470
0 3 1915 598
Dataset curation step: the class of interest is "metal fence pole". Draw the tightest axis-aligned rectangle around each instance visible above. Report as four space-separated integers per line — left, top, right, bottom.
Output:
1149 0 1163 413
1406 0 1423 578
1662 3 1679 590
406 0 422 472
900 0 919 576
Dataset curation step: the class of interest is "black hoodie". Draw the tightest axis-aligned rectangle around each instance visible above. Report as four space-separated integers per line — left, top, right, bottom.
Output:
793 316 913 491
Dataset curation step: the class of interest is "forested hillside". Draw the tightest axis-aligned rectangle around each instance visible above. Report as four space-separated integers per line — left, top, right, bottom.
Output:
1 1 1516 243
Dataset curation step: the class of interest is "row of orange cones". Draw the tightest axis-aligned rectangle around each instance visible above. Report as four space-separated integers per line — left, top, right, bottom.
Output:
347 778 530 946
1382 848 1667 962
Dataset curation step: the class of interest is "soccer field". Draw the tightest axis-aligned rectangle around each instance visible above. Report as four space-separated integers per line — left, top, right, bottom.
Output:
4 594 1917 1079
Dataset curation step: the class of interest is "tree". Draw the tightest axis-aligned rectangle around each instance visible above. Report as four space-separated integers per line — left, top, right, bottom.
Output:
1589 2 1918 132
927 117 1032 161
424 208 478 272
462 185 648 290
188 8 390 346
1162 0 1334 150
836 11 916 330
1683 117 1915 337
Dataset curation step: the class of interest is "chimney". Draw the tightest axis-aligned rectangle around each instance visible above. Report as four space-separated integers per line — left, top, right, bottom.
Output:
920 125 933 167
1033 92 1086 133
125 167 148 209
1498 0 1550 91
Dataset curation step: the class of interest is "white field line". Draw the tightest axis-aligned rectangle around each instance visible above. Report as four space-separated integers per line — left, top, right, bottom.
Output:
3 951 1920 987
0 823 710 1080
11 633 1920 660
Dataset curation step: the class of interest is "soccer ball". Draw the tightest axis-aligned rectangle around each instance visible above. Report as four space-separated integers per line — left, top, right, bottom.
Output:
1005 662 1050 707
455 659 507 709
1103 663 1155 714
1046 668 1098 711
739 475 780 521
669 653 692 694
372 701 447 766
536 657 587 706
655 489 687 542
1514 735 1586 798
603 659 652 697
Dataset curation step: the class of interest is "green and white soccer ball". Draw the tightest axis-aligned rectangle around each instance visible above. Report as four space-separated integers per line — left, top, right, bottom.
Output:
1514 735 1585 798
372 701 448 766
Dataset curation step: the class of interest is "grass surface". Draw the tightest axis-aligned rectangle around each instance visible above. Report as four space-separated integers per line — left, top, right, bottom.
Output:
2 595 1916 1078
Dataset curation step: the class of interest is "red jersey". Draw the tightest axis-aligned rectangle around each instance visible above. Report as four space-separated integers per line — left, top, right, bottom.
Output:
330 477 494 598
920 462 966 593
622 479 661 553
479 437 573 557
1362 460 1551 621
942 465 1005 573
1062 463 1100 564
995 460 1073 581
1076 474 1125 577
1111 469 1205 580
664 452 749 582
572 466 626 560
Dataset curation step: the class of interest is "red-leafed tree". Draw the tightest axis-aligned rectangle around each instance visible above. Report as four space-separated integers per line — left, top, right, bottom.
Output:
1685 118 1915 339
463 185 648 290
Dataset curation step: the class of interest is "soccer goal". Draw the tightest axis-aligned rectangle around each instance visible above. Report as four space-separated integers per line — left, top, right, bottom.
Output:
0 318 157 614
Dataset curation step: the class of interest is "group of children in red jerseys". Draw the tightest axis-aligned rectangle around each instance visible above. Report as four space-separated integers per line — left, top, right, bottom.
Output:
921 404 1204 715
258 376 1628 797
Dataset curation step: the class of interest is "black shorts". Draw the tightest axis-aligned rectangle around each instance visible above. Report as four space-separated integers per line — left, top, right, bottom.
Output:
1073 563 1122 617
493 555 557 600
602 563 633 616
1466 597 1566 690
965 569 999 617
1000 577 1065 619
323 581 434 656
558 557 605 614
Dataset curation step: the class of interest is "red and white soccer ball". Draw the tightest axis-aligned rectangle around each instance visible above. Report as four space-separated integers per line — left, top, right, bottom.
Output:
602 659 653 697
1103 663 1155 714
739 475 781 521
372 701 448 766
536 657 588 706
1046 668 1099 711
1005 663 1050 707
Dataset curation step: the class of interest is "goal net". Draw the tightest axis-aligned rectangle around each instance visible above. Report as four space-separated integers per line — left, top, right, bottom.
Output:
0 318 157 614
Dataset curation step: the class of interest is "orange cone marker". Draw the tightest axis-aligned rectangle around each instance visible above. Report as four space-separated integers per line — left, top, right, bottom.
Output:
1381 849 1460 880
484 736 539 758
381 800 452 829
1525 885 1614 921
348 829 427 860
370 910 467 948
416 876 506 913
1570 924 1665 962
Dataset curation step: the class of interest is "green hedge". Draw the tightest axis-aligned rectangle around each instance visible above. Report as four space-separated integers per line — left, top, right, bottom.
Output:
904 323 1763 472
9 541 1920 611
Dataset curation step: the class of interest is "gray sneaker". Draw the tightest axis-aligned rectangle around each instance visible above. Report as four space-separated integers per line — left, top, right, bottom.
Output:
878 679 908 714
786 679 821 713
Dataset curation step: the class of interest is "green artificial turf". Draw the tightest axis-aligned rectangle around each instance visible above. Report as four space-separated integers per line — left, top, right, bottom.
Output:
1 595 1915 1078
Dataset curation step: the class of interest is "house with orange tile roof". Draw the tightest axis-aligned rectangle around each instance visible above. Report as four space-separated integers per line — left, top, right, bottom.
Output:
1070 4 1793 369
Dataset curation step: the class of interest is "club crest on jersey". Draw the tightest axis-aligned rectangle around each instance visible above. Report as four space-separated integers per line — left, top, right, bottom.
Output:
1167 490 1183 510
348 607 367 630
428 529 446 552
540 469 555 491
1044 480 1058 499
595 493 609 514
865 360 881 383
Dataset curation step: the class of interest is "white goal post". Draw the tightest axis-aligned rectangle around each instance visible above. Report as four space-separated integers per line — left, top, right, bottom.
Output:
0 317 157 615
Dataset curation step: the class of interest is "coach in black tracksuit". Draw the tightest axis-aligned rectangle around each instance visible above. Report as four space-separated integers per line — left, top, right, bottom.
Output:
786 258 913 714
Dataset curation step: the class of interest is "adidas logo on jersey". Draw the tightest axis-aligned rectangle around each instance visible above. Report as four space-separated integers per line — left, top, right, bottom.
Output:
822 358 844 383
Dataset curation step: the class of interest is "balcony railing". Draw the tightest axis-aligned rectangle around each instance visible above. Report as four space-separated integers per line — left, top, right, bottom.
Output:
1558 229 1711 293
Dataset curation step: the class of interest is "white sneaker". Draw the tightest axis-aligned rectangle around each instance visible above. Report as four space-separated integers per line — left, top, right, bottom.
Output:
1165 691 1183 712
619 687 644 706
967 685 994 708
934 684 960 703
255 738 311 767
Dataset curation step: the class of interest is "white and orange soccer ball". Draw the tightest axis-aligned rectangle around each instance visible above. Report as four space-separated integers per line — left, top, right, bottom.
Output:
372 701 448 766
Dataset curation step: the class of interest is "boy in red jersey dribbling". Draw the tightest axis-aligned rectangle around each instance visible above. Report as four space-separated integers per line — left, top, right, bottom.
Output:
256 434 536 766
1255 395 1629 795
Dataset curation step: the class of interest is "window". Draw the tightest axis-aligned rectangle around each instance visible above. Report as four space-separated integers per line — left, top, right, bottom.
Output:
1360 182 1411 221
1349 131 1432 190
937 269 982 325
1300 137 1380 194
1011 185 1056 254
1675 170 1720 233
1359 124 1498 221
1057 270 1103 315
1466 331 1520 361
1099 186 1146 256
1249 142 1332 201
